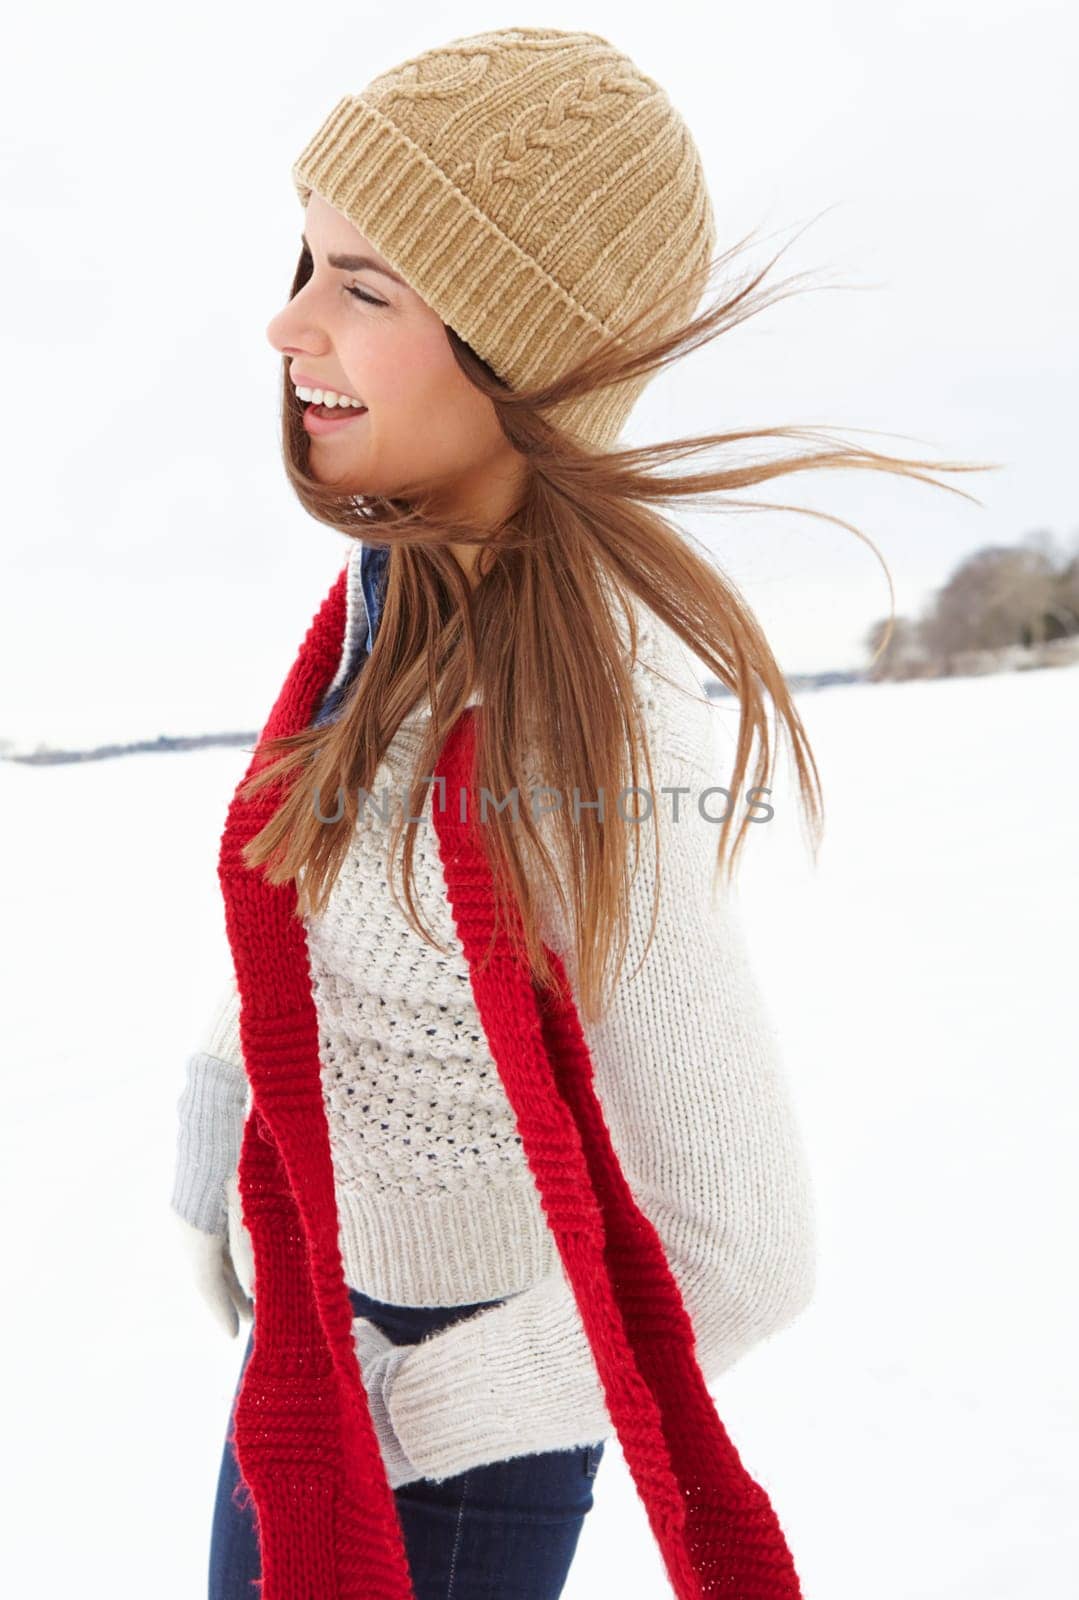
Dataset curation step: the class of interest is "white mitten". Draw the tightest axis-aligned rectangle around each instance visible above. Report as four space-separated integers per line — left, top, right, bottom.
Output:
174 1212 254 1338
225 1173 254 1303
352 1317 423 1488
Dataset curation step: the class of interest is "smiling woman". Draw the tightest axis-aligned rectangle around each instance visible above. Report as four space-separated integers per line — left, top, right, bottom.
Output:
171 22 989 1600
267 190 529 560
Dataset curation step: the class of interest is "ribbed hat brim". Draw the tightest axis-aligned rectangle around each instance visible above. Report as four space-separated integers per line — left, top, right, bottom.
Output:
292 95 616 396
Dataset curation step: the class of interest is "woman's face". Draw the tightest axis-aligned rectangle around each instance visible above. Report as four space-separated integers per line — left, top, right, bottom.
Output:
267 190 524 521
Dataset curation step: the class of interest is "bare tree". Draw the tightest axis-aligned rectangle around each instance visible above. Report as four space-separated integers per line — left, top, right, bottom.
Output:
1048 547 1079 639
921 545 1057 659
864 615 932 681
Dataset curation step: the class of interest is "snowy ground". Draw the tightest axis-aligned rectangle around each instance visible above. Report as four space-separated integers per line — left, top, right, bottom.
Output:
3 662 1076 1598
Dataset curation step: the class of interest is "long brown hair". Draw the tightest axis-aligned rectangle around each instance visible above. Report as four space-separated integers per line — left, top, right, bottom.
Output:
239 218 991 1022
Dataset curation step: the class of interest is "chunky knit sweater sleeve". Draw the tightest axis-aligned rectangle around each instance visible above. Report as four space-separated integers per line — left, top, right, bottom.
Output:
170 974 248 1237
380 635 818 1482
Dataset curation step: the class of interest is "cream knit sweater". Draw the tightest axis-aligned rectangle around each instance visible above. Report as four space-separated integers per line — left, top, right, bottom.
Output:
172 544 817 1482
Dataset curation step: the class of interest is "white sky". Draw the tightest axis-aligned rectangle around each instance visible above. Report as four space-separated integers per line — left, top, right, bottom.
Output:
2 1 1075 746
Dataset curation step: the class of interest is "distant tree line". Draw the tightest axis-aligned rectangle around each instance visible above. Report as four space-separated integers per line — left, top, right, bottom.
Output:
866 530 1079 681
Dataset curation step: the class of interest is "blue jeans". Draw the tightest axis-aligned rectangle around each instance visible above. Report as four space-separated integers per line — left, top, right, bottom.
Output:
209 1286 606 1599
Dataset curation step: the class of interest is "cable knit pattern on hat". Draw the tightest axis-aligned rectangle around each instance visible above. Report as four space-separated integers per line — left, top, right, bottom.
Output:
290 27 716 451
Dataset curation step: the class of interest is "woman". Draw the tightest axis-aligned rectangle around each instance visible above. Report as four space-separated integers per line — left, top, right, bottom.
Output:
171 25 981 1600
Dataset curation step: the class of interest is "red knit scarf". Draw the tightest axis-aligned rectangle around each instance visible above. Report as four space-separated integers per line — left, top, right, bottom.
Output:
217 561 803 1598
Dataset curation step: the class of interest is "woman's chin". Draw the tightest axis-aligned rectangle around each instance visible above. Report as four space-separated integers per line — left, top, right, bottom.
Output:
309 455 373 492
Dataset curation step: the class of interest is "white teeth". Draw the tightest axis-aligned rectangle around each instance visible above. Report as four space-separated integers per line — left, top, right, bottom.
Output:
295 385 365 408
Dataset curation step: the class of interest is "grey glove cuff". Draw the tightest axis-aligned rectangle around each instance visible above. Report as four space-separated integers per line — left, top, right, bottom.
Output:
365 1347 419 1487
170 1051 248 1235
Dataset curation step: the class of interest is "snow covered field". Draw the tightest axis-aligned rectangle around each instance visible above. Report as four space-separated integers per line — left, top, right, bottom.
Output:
3 662 1076 1598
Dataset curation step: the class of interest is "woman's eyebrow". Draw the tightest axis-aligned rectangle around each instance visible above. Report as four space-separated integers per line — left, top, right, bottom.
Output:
300 234 406 286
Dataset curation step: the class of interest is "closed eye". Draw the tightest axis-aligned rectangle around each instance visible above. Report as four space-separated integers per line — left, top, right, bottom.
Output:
345 285 387 308
297 243 387 308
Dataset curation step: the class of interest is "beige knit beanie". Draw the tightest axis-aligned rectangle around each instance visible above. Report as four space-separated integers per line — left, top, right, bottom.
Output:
291 26 716 452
